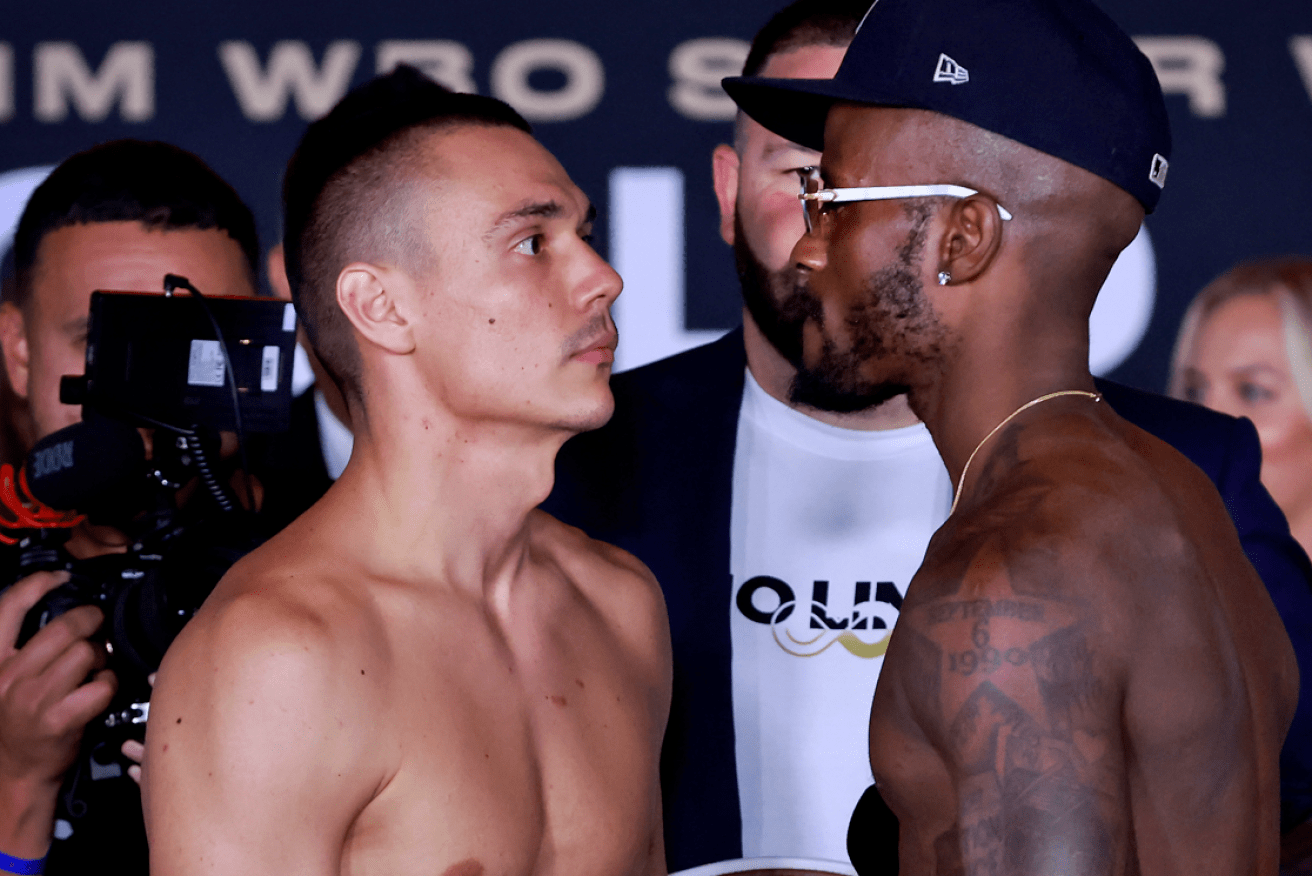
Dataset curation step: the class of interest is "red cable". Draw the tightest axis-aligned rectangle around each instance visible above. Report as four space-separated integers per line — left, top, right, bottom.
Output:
0 464 84 544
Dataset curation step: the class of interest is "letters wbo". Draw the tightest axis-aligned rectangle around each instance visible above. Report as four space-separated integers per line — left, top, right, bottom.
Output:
1 35 1310 125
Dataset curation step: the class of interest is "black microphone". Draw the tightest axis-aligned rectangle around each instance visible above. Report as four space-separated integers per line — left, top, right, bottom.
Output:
848 783 900 875
24 417 147 514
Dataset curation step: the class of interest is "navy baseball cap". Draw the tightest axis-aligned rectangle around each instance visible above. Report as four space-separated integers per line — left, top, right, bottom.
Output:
723 0 1171 212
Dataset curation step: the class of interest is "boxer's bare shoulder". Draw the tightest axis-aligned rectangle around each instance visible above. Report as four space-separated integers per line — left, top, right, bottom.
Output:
530 507 671 681
144 540 388 874
870 412 1297 874
147 505 671 876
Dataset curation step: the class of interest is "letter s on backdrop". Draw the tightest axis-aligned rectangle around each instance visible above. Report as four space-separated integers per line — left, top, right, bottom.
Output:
668 38 748 121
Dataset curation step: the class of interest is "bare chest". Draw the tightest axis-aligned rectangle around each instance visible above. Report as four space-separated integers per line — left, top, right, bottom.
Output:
340 601 661 876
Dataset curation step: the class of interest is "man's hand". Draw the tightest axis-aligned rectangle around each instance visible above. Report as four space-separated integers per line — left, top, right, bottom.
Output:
0 570 116 856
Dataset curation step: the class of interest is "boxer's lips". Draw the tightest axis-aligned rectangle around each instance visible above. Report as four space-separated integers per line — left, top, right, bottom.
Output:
571 334 617 365
575 347 615 365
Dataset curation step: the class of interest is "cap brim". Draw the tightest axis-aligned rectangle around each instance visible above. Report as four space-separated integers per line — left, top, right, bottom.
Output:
722 75 892 152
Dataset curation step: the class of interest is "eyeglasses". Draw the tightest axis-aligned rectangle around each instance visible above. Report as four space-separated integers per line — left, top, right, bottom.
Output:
797 170 1013 233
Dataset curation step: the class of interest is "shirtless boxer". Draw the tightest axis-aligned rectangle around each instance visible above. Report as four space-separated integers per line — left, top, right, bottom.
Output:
143 67 671 875
725 0 1298 871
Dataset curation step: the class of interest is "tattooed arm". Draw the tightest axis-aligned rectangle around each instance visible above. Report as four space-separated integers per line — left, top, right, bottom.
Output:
893 578 1129 876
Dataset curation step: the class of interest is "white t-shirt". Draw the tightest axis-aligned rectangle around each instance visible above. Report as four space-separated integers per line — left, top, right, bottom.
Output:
727 370 951 874
314 387 353 481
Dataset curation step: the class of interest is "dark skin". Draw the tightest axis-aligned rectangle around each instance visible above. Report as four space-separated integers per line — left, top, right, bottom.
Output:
791 104 1298 874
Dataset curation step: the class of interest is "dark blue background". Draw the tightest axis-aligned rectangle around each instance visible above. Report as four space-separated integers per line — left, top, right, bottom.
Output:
1 0 1309 392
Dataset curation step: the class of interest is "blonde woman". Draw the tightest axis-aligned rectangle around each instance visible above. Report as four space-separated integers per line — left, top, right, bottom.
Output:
1170 258 1312 554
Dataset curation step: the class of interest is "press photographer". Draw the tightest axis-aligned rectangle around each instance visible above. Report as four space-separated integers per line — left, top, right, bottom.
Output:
0 140 272 875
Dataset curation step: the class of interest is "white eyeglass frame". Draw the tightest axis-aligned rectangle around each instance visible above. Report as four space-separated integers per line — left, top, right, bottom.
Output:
799 181 1013 232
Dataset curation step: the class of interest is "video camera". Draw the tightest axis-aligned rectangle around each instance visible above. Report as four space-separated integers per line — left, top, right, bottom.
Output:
0 274 296 815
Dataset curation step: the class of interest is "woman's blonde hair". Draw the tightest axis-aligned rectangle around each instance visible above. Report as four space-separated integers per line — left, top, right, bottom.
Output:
1169 257 1312 418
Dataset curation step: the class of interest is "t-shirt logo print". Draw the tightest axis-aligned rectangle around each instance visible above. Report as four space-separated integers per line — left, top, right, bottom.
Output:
933 53 970 85
735 576 903 658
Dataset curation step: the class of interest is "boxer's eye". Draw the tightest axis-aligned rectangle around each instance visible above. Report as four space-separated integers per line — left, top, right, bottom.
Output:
514 234 544 256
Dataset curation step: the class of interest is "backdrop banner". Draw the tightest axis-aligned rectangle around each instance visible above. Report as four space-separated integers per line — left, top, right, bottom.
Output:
1 0 1309 391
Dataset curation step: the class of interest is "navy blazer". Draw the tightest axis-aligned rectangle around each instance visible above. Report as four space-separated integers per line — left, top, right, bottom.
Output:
545 327 1312 871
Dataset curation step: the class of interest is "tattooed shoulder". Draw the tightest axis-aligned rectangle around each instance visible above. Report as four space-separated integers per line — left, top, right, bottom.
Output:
885 563 1126 875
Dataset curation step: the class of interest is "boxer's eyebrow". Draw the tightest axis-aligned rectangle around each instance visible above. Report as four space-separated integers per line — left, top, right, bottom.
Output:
484 200 563 242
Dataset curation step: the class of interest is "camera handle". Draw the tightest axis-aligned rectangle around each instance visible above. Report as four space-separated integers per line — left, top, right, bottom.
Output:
102 700 149 728
53 699 149 829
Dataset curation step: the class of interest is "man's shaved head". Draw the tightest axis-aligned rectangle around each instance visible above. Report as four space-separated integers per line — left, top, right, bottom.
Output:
843 107 1144 314
741 0 869 78
283 66 530 406
786 103 1146 413
734 0 868 148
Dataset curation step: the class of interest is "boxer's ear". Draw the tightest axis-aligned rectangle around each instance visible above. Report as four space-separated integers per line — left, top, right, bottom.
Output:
711 144 740 247
336 263 415 356
936 195 1005 286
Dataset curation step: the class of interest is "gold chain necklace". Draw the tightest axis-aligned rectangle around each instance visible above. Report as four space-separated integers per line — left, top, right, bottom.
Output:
949 390 1102 516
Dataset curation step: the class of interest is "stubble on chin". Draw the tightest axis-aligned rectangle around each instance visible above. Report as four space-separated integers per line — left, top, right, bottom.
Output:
787 204 944 413
546 382 615 436
732 213 817 369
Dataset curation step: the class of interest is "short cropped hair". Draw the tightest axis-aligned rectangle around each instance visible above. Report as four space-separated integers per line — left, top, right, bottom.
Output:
741 0 868 77
10 140 259 308
282 65 531 406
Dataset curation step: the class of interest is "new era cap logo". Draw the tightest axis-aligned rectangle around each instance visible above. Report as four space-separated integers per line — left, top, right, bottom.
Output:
934 54 969 85
1149 153 1169 189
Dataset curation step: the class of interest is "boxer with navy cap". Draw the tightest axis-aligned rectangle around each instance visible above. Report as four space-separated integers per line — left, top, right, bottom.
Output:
727 0 1297 872
724 0 1172 213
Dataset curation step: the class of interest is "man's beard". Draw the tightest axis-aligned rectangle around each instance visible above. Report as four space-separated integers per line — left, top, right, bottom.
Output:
733 212 815 369
788 206 945 413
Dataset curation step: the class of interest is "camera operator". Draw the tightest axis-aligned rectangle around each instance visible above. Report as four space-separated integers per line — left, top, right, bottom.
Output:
0 139 262 875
